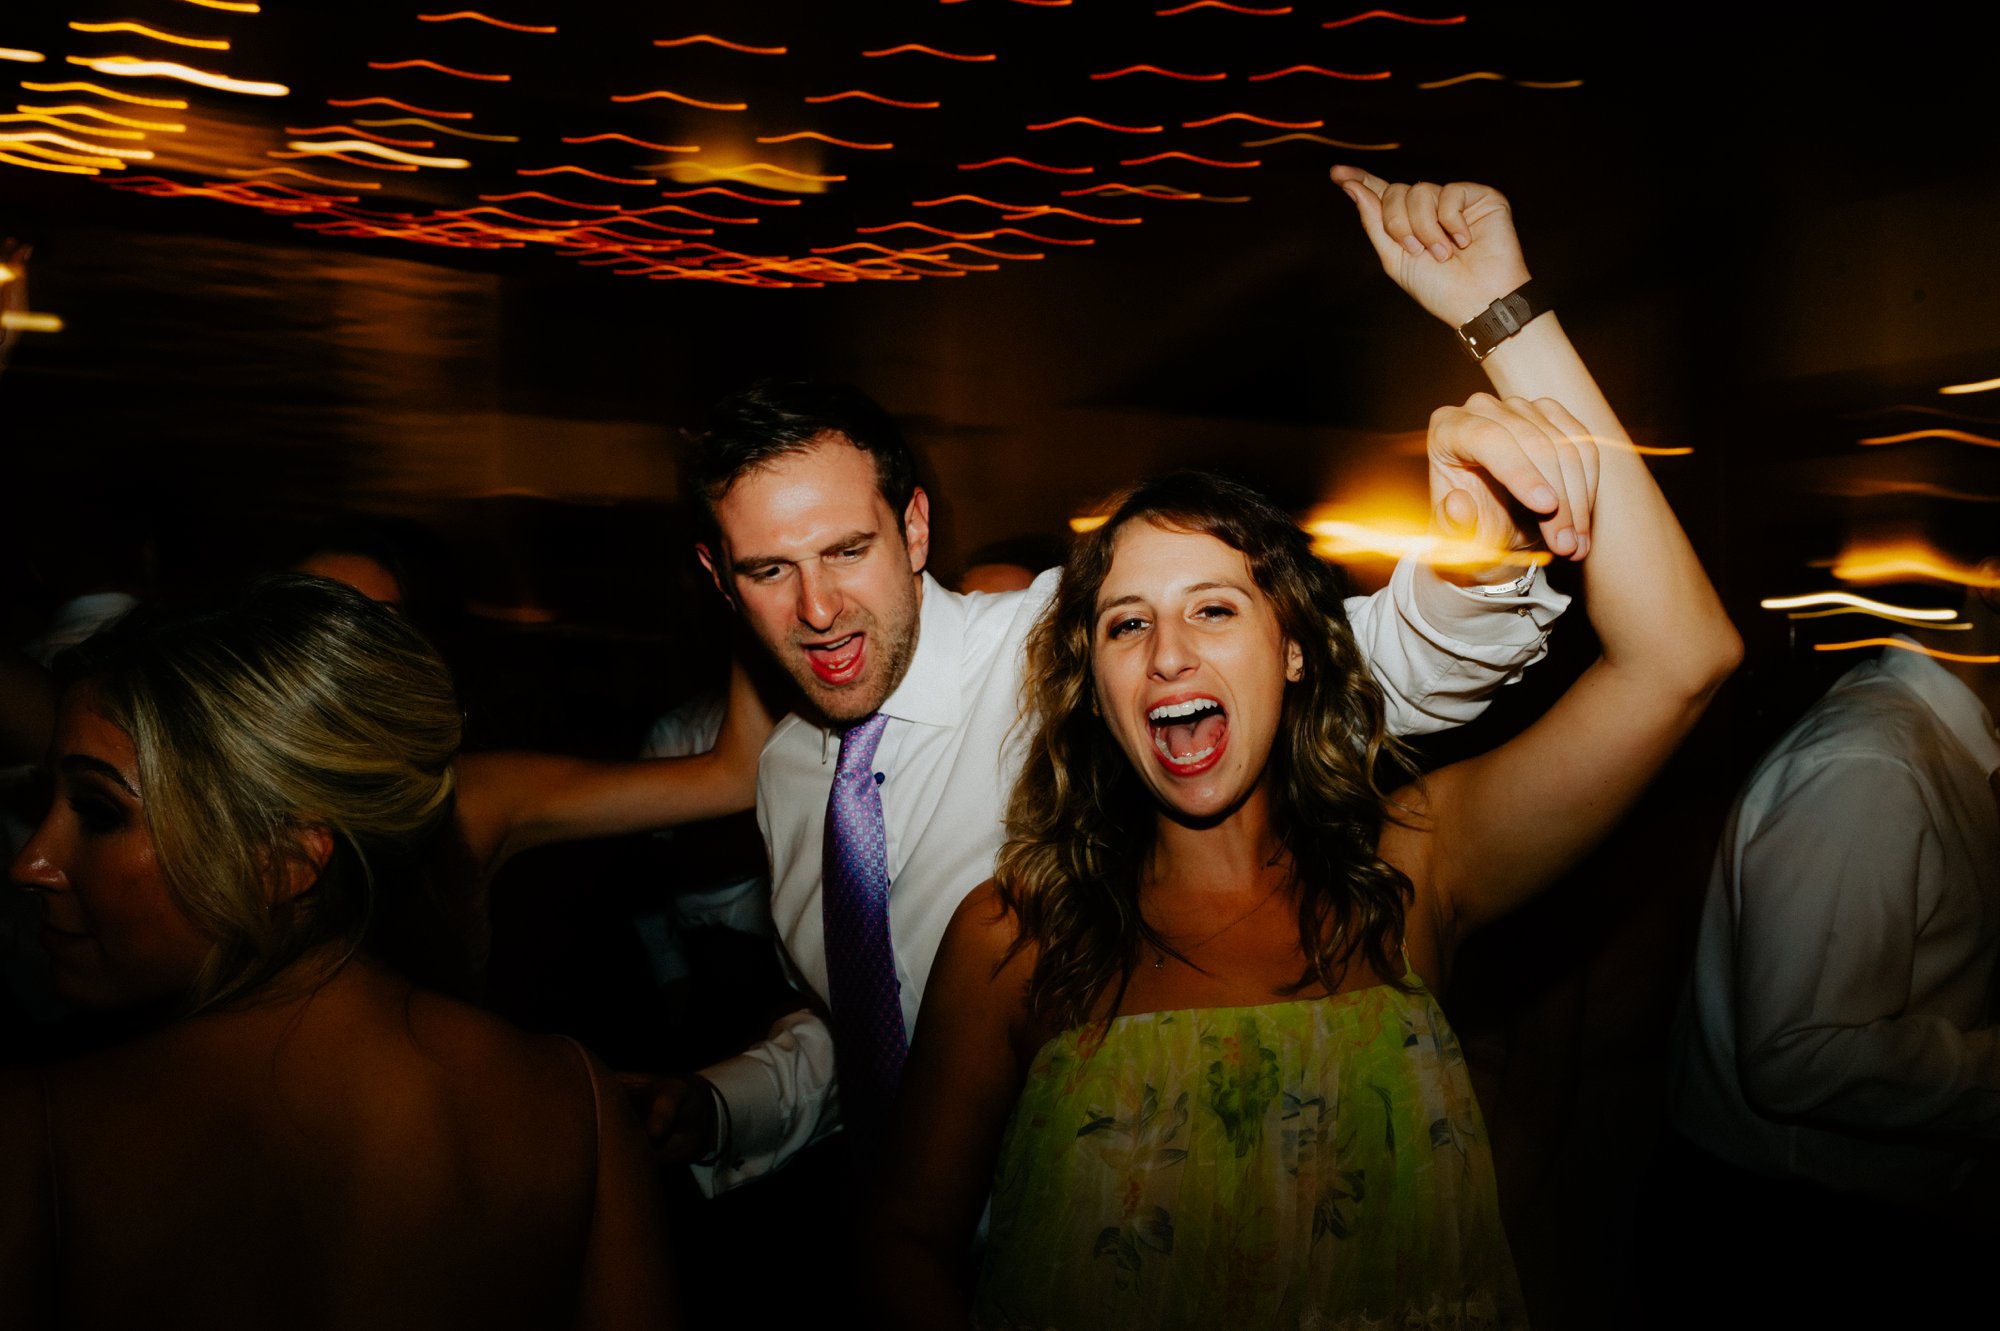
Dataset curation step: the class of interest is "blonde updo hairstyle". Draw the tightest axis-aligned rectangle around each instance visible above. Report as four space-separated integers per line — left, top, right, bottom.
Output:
58 575 462 1011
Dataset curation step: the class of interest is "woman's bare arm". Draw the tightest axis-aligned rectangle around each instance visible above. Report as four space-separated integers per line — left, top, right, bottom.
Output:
453 656 774 877
868 882 1037 1329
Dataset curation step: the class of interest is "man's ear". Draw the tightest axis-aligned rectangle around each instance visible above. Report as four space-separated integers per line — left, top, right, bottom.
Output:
903 487 932 576
1285 639 1305 683
277 825 335 903
696 543 736 607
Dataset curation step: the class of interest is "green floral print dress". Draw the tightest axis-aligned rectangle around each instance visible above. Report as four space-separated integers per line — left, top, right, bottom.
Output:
973 976 1527 1330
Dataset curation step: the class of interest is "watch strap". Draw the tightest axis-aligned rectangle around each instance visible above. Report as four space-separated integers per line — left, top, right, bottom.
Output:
1456 279 1551 362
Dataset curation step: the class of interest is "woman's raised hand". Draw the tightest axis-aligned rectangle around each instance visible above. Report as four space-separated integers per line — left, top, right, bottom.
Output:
1330 166 1532 328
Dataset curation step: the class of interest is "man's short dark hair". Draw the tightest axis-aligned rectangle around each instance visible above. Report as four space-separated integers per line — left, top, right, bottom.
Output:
684 380 918 539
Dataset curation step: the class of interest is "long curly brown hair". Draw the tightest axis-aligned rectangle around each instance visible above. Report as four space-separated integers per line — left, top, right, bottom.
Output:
996 471 1415 1032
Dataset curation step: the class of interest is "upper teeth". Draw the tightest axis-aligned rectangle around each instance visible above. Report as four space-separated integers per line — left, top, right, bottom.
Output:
1149 698 1220 722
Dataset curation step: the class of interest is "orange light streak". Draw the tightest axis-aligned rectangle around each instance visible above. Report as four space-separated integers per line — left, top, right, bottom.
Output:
1070 515 1109 533
271 150 417 171
1159 2 1291 12
0 49 47 63
805 91 941 108
22 104 187 130
285 140 467 167
1834 544 2000 588
610 90 747 110
856 222 998 238
367 60 510 82
562 132 697 151
758 131 893 149
1242 132 1398 149
66 56 288 95
24 80 186 107
0 150 99 174
1859 428 2000 449
1184 112 1321 128
667 162 844 183
1 112 145 139
354 118 516 142
518 165 655 185
478 191 619 210
0 131 150 160
179 1 261 11
68 21 228 50
1814 639 1999 664
1516 80 1583 90
1248 65 1391 81
1940 376 2000 396
660 187 800 205
1419 71 1505 88
654 35 786 54
418 12 558 33
287 124 435 147
1321 9 1466 26
226 166 381 188
1787 608 1970 630
1061 182 1199 199
1092 65 1227 81
959 156 1093 174
623 203 756 224
1000 205 1140 224
1120 151 1260 167
914 193 1032 209
991 227 1093 245
862 45 996 61
1306 518 1550 572
328 97 470 118
1027 117 1162 133
1 311 64 333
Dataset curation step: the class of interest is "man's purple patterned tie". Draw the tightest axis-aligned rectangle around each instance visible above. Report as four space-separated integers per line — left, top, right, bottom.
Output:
822 711 907 1129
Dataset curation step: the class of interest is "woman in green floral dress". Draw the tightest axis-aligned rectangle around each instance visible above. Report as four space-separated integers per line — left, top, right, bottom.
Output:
870 173 1741 1330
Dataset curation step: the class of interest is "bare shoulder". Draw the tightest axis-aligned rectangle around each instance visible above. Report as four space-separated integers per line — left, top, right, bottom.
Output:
941 880 1034 983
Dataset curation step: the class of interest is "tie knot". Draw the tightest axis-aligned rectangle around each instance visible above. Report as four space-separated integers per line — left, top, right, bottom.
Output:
836 711 890 778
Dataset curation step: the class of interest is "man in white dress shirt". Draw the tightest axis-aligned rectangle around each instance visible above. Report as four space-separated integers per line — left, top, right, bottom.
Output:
1662 572 2000 1315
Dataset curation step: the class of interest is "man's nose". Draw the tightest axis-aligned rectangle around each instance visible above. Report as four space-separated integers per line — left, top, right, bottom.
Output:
795 565 842 632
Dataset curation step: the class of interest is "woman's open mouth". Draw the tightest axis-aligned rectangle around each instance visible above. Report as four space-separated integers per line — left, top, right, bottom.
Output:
1147 696 1228 775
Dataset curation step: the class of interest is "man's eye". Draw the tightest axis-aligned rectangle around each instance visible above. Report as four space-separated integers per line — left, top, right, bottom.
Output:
747 565 786 583
832 546 866 562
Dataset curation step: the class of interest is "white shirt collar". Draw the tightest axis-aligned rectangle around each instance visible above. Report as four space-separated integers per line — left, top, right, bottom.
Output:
875 571 964 730
1880 636 2000 776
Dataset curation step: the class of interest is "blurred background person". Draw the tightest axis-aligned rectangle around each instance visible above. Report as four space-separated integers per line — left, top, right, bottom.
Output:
0 577 676 1330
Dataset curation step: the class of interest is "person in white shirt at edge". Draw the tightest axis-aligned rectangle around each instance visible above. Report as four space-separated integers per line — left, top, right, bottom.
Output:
1661 564 2000 1315
640 166 1613 1192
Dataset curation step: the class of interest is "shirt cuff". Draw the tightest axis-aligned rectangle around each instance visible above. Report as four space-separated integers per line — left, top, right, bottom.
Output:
1404 558 1569 648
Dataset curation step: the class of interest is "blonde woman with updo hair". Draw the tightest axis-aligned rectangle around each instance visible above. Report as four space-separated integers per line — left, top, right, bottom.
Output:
0 576 675 1330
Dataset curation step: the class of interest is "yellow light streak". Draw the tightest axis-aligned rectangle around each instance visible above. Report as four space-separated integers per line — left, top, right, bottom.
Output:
1759 591 1957 620
69 21 230 51
179 0 261 11
1939 376 2000 396
353 118 518 142
0 140 123 168
1306 518 1550 571
1 311 64 333
22 80 186 107
1833 543 2000 588
0 265 13 283
1069 515 1109 533
1814 639 1999 664
2 112 147 138
66 56 289 96
1858 428 2000 448
285 139 469 167
1 49 47 64
0 150 99 174
1785 608 1969 630
15 104 186 130
0 130 154 158
1419 71 1504 88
